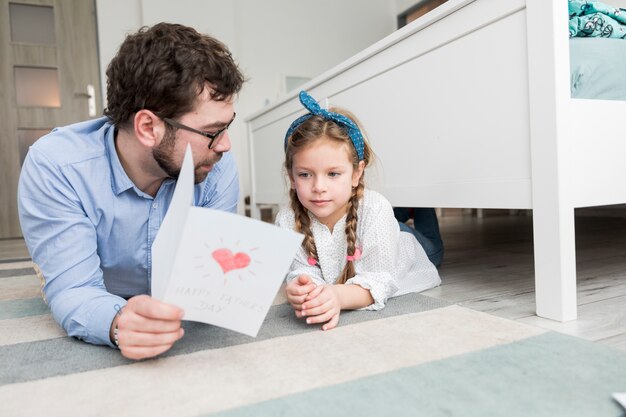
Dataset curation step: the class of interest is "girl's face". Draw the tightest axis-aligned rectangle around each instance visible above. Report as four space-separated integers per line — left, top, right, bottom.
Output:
290 137 364 231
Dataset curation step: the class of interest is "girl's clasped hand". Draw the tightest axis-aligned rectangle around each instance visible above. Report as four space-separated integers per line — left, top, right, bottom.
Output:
285 275 341 330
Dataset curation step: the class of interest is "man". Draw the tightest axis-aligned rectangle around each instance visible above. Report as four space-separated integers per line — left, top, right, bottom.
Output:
18 23 245 360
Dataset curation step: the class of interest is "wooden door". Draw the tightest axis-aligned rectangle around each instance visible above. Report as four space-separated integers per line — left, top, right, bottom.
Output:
398 0 449 28
0 0 101 238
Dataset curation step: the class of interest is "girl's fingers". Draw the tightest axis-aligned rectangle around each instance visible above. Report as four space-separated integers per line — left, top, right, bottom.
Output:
322 314 340 331
301 299 330 318
304 285 324 302
286 283 316 296
287 293 308 308
296 275 312 285
304 303 337 324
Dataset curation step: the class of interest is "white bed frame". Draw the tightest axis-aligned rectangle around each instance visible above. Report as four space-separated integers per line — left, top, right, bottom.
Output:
245 0 626 322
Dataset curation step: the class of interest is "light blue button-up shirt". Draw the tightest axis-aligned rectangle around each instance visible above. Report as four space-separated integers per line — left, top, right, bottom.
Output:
18 117 239 347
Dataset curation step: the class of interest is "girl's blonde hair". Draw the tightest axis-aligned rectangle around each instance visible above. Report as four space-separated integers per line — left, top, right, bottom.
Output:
285 107 373 284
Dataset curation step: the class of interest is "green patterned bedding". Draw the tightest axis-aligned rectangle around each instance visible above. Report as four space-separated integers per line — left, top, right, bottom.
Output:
569 0 626 38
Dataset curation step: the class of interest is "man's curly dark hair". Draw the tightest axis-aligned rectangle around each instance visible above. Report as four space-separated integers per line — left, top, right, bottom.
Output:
104 22 245 127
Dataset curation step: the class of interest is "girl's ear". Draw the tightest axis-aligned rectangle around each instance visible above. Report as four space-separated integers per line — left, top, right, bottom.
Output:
352 160 365 187
134 109 164 148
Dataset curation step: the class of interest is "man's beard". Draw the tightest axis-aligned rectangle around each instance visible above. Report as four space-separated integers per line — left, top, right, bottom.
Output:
153 128 222 184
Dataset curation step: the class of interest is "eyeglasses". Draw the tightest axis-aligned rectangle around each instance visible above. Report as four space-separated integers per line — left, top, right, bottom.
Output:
163 113 236 149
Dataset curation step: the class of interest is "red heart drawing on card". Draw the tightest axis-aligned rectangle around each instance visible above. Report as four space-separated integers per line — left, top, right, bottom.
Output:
212 248 251 274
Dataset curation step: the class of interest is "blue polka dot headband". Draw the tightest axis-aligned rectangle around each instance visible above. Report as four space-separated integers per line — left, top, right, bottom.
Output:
284 91 365 161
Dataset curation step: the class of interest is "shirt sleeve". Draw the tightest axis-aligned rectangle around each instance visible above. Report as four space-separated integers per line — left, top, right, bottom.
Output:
18 148 126 347
275 208 325 286
199 152 239 213
345 194 399 310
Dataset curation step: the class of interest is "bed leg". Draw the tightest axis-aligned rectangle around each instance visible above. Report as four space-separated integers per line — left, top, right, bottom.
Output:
532 205 577 322
526 0 577 322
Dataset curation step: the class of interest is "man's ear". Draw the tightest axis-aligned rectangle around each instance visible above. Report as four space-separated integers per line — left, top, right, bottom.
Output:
352 160 365 187
134 110 164 148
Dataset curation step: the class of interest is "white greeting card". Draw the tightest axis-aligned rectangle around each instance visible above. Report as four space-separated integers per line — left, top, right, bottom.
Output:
151 145 303 337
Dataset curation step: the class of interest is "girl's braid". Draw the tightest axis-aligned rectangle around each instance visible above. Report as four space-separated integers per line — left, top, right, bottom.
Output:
337 182 364 284
290 188 319 266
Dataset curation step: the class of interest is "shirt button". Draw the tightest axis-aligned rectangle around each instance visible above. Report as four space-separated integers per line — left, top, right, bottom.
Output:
152 203 158 209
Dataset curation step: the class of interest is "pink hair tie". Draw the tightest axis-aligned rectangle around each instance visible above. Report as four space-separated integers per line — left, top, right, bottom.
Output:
307 257 318 266
346 248 362 262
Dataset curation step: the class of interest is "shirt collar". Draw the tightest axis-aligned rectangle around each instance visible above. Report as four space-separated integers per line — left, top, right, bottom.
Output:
105 125 135 196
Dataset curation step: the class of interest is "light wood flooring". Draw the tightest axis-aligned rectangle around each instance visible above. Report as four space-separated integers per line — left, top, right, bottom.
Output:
0 238 30 262
422 209 626 352
1 209 625 351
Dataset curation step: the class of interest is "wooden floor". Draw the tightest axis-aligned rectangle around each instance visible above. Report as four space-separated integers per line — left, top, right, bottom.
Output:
422 209 626 352
2 209 625 351
0 238 30 262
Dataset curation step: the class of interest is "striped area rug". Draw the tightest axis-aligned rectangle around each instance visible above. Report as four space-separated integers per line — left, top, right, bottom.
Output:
1 261 625 417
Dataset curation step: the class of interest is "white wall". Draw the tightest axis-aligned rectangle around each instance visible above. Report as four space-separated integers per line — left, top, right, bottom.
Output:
394 0 626 12
95 0 397 213
395 0 419 15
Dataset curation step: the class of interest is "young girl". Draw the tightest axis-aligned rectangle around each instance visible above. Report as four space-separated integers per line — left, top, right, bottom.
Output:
276 90 441 330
